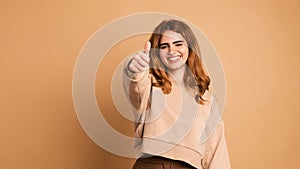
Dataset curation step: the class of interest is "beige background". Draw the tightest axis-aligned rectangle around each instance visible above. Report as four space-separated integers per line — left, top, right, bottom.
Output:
1 0 299 168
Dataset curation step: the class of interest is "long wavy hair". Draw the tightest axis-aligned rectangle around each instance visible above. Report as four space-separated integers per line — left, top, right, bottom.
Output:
149 19 210 104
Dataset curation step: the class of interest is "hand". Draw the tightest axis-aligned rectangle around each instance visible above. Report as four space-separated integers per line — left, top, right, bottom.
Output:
128 41 151 73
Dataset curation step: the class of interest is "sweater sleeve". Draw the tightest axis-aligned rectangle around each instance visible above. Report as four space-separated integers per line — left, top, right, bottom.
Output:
201 120 231 169
122 58 152 120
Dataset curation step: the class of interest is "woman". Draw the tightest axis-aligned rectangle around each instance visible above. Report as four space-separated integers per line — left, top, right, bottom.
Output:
123 19 231 169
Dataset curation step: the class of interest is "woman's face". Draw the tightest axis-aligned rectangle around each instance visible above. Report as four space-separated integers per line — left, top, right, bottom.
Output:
159 30 189 71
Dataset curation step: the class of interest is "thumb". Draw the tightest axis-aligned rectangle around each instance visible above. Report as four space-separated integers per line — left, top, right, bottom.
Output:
144 41 151 55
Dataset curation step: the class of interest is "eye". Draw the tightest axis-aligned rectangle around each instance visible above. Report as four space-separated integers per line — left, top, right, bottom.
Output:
175 43 183 47
160 45 167 49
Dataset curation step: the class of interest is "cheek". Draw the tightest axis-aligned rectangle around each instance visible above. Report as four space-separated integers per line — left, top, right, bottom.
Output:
159 50 168 59
182 48 189 58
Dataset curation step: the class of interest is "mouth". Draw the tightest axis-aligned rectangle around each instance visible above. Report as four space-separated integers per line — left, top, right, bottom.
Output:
167 55 182 61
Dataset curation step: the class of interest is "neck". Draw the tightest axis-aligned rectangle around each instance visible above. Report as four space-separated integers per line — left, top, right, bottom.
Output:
168 65 186 84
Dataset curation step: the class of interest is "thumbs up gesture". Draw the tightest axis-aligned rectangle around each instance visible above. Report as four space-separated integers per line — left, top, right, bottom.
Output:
128 41 151 73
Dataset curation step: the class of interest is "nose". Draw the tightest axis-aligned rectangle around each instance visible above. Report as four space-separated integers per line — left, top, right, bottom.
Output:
168 45 176 55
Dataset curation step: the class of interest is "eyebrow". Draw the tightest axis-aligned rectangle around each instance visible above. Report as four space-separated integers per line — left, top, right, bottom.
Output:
159 40 184 46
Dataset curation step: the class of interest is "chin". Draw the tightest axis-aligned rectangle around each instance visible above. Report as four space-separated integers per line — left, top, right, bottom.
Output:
167 65 184 70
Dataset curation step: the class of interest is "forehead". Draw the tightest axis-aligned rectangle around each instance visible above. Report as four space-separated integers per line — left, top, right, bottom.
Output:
160 30 186 43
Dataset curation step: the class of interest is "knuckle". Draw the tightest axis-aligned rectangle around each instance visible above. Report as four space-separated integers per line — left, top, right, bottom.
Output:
132 55 139 60
128 64 134 70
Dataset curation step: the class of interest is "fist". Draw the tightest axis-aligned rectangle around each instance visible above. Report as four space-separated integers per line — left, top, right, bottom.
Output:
128 41 151 73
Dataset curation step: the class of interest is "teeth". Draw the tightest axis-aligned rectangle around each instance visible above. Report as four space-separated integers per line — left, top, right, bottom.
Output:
168 56 180 61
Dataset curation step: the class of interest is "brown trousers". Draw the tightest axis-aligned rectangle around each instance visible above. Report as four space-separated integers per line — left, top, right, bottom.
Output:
132 156 196 169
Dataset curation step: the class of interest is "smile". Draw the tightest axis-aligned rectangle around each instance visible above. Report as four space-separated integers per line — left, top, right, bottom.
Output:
167 55 181 61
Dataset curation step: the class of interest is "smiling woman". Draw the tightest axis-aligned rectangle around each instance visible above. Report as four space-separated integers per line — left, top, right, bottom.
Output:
123 19 231 169
158 30 189 72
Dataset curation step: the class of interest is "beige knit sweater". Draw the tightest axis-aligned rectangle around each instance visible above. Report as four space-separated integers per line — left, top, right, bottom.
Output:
123 67 231 169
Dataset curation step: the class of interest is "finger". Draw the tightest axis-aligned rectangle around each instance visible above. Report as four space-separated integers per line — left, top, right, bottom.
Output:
130 59 147 72
137 51 150 64
144 41 151 55
128 63 139 73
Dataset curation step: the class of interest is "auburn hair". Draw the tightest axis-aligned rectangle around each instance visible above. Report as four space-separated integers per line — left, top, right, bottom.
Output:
149 19 210 104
